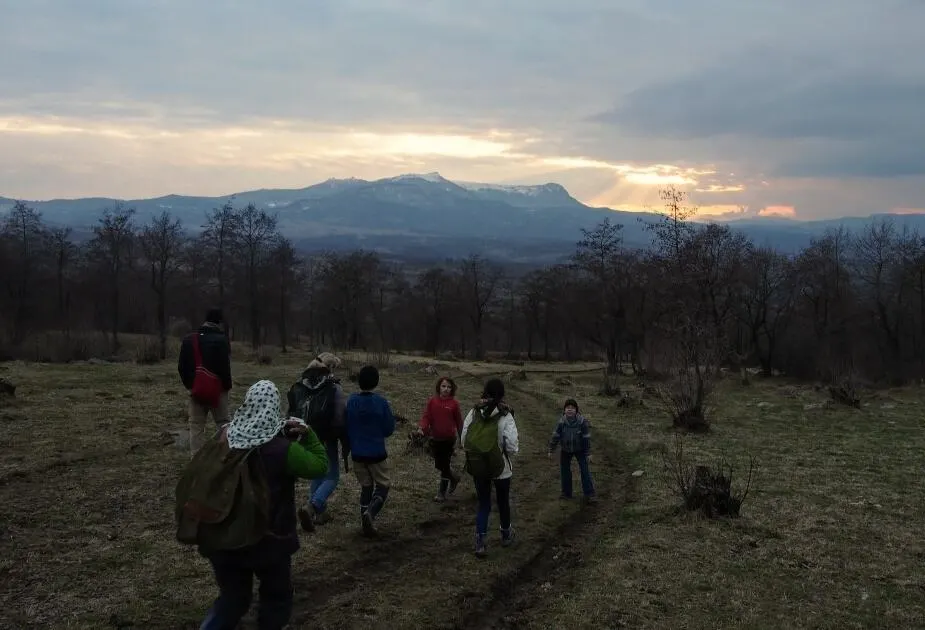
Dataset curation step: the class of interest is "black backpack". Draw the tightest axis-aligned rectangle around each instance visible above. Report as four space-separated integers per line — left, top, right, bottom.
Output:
288 378 343 443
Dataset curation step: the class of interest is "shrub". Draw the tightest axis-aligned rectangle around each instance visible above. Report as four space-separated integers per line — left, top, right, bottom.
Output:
828 370 862 408
255 345 277 365
134 337 163 364
403 429 433 457
662 435 755 518
1 332 108 363
598 368 620 396
365 348 391 369
652 364 714 433
168 318 192 338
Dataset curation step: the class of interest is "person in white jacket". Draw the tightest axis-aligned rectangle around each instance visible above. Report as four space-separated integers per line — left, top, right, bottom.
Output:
460 378 519 557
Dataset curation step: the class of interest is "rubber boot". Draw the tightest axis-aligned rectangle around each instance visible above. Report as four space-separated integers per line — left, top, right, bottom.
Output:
448 473 460 496
359 486 373 535
434 479 449 502
364 485 389 536
474 533 488 558
297 502 316 533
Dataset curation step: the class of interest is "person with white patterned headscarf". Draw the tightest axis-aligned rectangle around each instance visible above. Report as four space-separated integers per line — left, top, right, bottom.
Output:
199 379 329 630
227 379 288 449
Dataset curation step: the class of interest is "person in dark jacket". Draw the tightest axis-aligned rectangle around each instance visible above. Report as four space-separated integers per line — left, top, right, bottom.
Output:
345 365 395 536
547 398 596 503
199 379 328 630
286 353 347 532
178 308 233 456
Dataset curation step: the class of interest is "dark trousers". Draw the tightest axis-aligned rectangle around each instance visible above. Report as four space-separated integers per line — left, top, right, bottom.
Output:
560 451 595 498
431 438 458 481
474 477 511 534
200 549 293 630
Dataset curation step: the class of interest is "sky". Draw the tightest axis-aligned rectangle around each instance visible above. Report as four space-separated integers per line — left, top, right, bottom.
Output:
1 0 924 220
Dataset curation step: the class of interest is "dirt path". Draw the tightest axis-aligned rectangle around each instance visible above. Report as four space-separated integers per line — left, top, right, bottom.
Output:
0 366 629 629
283 372 630 629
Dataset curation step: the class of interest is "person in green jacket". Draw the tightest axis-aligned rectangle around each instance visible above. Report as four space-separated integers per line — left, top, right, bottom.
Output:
199 379 329 630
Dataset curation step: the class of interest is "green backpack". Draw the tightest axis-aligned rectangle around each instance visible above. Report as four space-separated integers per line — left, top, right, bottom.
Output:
175 431 271 552
464 408 506 479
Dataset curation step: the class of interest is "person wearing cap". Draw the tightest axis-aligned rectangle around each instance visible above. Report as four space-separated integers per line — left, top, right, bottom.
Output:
178 308 233 456
287 352 348 531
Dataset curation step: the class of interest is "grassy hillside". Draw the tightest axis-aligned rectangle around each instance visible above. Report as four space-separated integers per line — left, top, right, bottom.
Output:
0 350 922 628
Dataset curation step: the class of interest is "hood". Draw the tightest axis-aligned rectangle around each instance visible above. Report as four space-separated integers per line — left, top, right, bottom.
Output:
301 370 337 390
477 400 512 418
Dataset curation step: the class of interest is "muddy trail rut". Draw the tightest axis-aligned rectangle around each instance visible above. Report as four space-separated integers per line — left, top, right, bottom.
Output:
283 372 631 630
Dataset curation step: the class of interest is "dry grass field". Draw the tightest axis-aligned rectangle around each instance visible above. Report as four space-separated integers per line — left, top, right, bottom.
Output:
1 345 924 629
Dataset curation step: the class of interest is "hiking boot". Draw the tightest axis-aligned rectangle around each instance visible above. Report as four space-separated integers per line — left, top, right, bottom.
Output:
314 510 334 525
500 526 515 547
583 495 598 505
363 493 385 537
433 491 447 503
298 504 316 533
361 509 377 537
434 479 448 502
474 533 487 558
448 474 460 496
559 494 573 501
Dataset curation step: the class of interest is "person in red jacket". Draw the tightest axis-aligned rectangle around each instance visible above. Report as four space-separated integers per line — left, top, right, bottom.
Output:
418 376 463 502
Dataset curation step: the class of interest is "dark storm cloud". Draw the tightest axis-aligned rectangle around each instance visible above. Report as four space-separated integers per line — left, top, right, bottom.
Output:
593 22 925 179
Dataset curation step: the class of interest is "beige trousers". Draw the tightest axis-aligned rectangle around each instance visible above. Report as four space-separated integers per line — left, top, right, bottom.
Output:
354 460 391 487
188 392 230 456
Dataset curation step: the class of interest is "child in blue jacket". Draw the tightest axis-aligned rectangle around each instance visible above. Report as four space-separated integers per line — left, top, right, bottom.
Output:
547 398 596 503
345 365 396 536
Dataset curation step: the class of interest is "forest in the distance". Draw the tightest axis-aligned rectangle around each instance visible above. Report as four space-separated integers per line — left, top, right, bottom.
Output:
1 186 921 399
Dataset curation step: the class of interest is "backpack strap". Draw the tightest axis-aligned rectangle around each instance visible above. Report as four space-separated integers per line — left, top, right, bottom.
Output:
191 333 203 369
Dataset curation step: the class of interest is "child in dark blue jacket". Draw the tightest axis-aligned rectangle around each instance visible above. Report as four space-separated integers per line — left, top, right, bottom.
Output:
547 398 596 503
345 365 396 536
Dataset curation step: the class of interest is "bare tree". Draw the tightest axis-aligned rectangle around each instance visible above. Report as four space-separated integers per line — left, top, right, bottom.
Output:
235 204 279 349
140 212 185 359
740 247 796 374
49 227 78 337
415 268 452 356
571 218 628 373
268 237 299 353
1 202 50 342
457 255 503 360
794 228 855 379
200 201 240 315
88 204 136 353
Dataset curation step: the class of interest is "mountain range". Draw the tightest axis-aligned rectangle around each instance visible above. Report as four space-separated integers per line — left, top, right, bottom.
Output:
2 172 923 264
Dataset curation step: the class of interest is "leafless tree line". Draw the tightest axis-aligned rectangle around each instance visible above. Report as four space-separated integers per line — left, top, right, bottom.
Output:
2 188 925 386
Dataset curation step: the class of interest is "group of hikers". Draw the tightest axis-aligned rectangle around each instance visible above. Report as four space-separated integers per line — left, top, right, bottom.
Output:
175 309 597 630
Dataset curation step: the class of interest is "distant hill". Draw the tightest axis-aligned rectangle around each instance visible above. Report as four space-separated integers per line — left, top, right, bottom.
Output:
2 172 923 263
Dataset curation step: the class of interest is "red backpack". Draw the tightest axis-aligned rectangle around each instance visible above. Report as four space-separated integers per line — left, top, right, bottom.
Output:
191 333 223 407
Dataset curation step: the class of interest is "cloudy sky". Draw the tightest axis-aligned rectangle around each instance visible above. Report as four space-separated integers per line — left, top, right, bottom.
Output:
1 0 923 219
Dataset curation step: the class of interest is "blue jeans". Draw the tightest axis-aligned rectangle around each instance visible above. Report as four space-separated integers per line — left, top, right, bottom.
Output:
309 440 340 513
474 477 511 534
200 549 292 630
560 452 595 498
